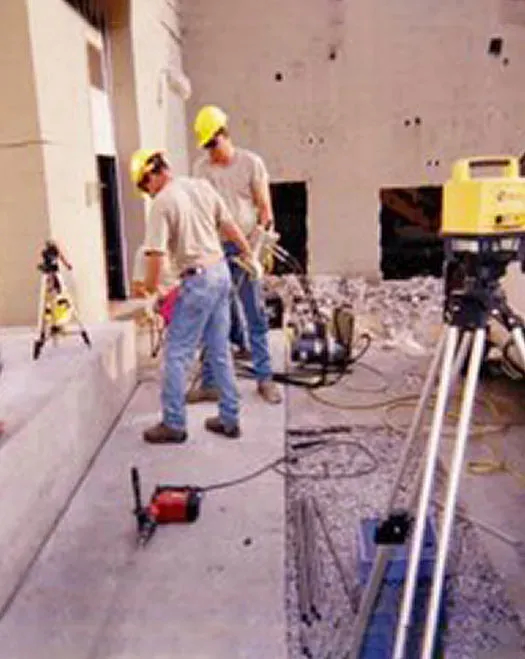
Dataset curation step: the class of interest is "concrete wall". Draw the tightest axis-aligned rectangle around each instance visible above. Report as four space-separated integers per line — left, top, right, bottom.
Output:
26 0 109 323
180 0 525 283
0 322 137 617
0 1 49 325
0 0 109 325
0 0 190 326
107 0 189 285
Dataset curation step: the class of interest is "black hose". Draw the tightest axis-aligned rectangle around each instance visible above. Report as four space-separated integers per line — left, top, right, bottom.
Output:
502 337 525 378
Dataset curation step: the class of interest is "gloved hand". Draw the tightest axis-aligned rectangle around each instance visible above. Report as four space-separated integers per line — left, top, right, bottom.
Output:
249 257 264 280
232 254 264 280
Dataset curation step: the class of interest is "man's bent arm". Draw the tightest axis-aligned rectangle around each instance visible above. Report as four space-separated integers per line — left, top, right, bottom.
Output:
144 251 164 293
220 218 253 259
252 179 274 229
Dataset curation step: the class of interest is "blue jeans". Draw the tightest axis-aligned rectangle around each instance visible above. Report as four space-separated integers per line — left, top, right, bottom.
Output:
162 260 239 430
202 243 273 386
229 286 248 350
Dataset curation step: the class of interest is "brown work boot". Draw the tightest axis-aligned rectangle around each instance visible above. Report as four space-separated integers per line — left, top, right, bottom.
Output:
186 386 220 404
233 346 252 361
143 422 187 444
257 379 282 404
204 416 241 439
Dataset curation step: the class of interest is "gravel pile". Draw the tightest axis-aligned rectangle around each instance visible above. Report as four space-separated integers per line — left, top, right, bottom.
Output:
283 275 525 659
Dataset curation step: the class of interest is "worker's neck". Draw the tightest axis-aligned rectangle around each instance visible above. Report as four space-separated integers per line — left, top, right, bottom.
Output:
150 171 173 197
210 141 235 165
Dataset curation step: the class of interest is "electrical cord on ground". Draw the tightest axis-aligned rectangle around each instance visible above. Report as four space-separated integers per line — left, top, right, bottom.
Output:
502 337 525 379
274 438 379 480
198 436 379 494
338 361 390 394
304 354 525 487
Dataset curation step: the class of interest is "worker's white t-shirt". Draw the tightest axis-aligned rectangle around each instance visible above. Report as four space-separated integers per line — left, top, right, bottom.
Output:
193 148 269 237
143 176 232 274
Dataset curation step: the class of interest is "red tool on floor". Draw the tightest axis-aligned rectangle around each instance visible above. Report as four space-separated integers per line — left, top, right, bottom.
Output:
131 467 202 546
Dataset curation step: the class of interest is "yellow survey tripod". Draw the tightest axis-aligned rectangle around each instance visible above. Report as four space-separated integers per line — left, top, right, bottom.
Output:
33 240 91 360
348 157 525 659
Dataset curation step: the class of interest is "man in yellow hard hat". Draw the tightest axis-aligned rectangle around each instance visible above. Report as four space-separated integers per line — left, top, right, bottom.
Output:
129 148 257 442
191 105 282 405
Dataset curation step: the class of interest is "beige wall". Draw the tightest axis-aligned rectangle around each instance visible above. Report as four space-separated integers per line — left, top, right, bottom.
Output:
108 0 189 282
0 0 108 325
0 1 49 325
26 0 109 323
0 0 190 325
181 0 525 284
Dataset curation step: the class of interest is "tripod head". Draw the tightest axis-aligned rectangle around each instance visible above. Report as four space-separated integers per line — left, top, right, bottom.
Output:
441 156 525 328
37 240 72 274
38 241 60 274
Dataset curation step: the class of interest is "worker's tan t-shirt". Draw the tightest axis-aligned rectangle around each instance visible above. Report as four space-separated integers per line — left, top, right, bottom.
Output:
143 177 231 274
193 148 268 236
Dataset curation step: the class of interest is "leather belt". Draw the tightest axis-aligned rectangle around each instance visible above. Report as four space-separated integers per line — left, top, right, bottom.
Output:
181 266 206 278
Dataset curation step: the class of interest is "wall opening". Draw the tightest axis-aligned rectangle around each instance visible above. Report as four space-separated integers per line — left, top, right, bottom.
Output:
270 182 308 274
379 186 443 280
97 155 126 299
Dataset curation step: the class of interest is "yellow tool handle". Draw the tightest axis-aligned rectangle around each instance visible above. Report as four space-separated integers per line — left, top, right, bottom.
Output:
452 155 519 181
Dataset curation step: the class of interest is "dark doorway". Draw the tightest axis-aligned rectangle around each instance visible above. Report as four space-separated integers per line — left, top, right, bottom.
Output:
270 182 308 274
97 155 126 299
379 186 443 279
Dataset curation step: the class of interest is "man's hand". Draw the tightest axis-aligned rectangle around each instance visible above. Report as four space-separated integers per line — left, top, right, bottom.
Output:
250 258 264 280
233 254 264 280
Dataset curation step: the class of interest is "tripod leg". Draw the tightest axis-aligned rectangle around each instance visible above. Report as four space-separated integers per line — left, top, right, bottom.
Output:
346 330 447 659
421 327 485 659
393 325 460 659
68 305 91 347
33 276 49 360
387 329 474 512
347 329 471 659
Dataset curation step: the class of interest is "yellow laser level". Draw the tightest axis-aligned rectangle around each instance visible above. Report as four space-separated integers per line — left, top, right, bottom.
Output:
442 156 525 236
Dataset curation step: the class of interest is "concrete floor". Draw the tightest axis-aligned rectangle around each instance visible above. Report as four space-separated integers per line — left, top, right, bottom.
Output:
0 331 286 659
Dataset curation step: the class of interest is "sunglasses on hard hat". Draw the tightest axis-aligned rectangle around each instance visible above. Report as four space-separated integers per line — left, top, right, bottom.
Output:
203 136 219 150
138 154 162 190
138 172 152 191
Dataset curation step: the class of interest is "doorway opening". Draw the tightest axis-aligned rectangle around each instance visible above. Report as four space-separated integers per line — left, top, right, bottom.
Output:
270 182 308 274
379 186 443 279
97 155 126 299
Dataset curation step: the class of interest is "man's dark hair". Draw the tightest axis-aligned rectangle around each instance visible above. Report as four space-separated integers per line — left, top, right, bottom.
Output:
146 152 169 174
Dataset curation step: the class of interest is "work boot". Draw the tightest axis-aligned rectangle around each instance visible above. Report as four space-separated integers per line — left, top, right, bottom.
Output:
143 422 187 444
233 346 252 361
185 386 220 404
204 416 241 439
257 379 282 404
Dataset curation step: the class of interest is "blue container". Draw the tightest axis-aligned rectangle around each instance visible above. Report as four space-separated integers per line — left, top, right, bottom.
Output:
357 516 438 585
358 581 446 659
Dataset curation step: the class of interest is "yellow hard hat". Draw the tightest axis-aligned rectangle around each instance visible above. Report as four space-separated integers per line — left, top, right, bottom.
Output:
129 149 164 188
194 105 228 147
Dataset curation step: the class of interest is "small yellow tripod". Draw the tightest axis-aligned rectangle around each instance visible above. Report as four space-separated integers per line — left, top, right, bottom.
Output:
33 241 91 360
